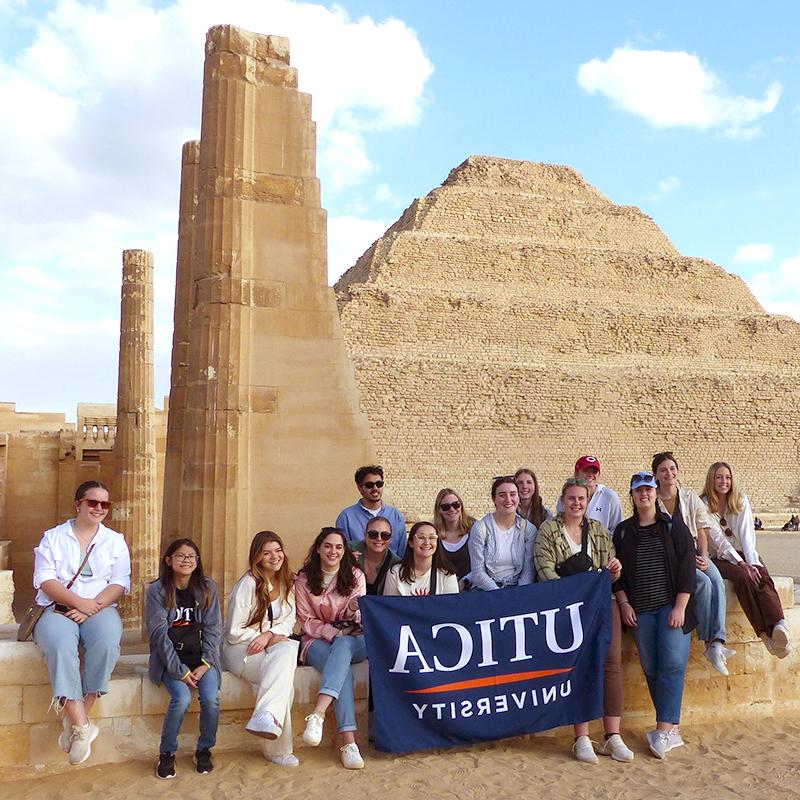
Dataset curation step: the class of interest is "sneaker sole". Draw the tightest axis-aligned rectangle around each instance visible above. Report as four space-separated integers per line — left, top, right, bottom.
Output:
246 726 280 740
772 626 789 650
68 726 99 766
342 760 365 770
302 732 322 746
155 768 176 779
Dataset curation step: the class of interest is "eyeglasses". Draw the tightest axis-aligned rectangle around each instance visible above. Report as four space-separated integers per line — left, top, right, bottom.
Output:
80 498 111 510
439 501 461 512
361 480 384 489
172 554 198 563
366 530 392 541
414 535 439 543
719 517 735 538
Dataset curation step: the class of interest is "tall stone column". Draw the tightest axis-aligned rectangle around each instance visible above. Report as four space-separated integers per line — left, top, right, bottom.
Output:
176 26 374 597
162 141 200 543
114 249 157 633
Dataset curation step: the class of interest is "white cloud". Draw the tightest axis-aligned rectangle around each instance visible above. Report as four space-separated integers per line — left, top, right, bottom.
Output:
577 47 781 138
0 0 432 417
747 255 800 322
327 215 389 284
733 243 775 264
657 176 680 194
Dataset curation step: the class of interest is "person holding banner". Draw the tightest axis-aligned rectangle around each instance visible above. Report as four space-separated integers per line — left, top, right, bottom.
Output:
350 516 401 596
468 476 536 590
534 478 632 764
384 521 459 596
612 472 697 760
295 527 367 770
222 531 299 768
433 488 475 587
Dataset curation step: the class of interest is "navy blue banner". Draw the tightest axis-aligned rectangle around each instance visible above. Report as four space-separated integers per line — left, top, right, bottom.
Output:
360 570 612 753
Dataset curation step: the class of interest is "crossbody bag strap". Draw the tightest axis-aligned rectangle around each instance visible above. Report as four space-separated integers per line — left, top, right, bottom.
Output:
65 543 95 590
429 564 438 595
580 518 590 556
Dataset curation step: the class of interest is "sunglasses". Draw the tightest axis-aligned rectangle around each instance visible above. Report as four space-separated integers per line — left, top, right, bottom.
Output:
719 517 735 538
80 498 111 510
361 480 384 489
564 478 588 487
366 530 392 541
440 501 461 512
492 475 516 484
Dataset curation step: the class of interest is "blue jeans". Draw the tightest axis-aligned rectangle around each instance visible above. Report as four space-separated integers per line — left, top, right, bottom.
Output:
631 605 691 724
694 561 727 643
160 668 220 754
34 605 122 701
305 635 367 733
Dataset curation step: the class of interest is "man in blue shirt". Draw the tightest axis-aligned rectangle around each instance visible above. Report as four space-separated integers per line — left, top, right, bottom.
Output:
335 465 407 556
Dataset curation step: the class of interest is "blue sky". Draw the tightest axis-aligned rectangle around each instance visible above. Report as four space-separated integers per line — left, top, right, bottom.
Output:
1 1 797 418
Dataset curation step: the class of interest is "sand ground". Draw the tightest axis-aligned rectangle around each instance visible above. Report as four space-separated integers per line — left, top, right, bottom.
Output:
757 533 800 582
4 716 800 800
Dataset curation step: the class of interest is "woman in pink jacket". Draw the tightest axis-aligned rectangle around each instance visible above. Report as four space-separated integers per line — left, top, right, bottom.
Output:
295 527 367 770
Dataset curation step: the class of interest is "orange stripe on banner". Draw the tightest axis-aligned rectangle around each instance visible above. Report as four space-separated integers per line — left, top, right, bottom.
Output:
405 667 573 694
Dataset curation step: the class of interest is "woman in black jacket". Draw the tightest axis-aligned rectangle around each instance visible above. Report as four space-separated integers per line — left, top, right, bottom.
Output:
612 472 696 761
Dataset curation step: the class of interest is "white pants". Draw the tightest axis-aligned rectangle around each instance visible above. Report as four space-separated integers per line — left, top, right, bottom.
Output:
223 639 298 757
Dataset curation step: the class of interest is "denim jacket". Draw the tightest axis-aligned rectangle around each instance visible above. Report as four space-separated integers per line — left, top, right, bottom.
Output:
468 513 537 590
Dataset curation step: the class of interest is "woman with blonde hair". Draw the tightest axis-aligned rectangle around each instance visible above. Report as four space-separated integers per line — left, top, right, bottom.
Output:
514 468 552 528
702 461 790 657
432 488 475 586
222 531 299 767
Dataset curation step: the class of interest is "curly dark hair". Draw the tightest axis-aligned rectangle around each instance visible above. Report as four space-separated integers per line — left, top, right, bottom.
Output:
300 527 361 596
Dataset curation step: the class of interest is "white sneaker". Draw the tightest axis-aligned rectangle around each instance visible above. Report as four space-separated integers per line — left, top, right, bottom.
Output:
665 729 684 752
246 712 281 739
704 642 729 676
772 620 790 651
572 735 598 764
268 753 299 767
302 713 324 746
68 722 99 765
721 646 736 659
646 729 670 759
58 714 72 752
596 733 634 762
340 742 364 769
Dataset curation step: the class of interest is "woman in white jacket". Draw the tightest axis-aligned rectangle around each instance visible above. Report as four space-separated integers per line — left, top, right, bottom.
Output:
222 531 299 767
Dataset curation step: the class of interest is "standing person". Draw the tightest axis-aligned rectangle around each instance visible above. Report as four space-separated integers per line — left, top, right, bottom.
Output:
146 539 221 778
222 531 299 768
556 456 622 533
349 516 401 596
534 478 632 764
613 472 696 760
336 465 406 556
515 468 552 527
32 480 130 766
702 461 790 657
384 521 459 596
468 476 536 591
432 487 475 587
295 527 368 769
652 452 732 676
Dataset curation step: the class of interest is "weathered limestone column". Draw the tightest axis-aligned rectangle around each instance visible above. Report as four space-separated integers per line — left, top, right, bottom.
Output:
114 249 157 632
175 26 374 596
161 141 201 542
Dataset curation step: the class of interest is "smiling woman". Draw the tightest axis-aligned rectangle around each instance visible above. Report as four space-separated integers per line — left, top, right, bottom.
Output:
384 521 458 596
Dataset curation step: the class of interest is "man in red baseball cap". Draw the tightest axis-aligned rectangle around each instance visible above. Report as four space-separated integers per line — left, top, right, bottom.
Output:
556 455 623 532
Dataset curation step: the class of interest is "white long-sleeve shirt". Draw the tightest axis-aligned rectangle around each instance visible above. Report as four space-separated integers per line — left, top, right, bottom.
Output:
704 494 760 566
223 572 296 644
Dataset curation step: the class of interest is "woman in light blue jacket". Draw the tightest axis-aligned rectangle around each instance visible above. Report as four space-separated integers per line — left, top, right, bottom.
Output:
468 476 537 590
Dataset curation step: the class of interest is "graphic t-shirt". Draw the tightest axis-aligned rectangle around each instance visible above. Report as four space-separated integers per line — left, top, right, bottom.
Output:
168 587 203 669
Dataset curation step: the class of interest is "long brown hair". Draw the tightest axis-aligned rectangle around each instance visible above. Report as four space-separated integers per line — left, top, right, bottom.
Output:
300 527 360 596
156 538 211 610
432 487 473 537
244 531 294 631
515 468 546 527
398 521 455 584
702 461 743 515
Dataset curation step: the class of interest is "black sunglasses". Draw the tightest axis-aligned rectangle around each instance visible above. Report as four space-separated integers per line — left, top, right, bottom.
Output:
361 480 384 489
440 501 462 512
366 530 392 541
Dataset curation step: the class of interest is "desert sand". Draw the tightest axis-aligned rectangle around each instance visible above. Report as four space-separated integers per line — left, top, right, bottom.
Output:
4 716 800 800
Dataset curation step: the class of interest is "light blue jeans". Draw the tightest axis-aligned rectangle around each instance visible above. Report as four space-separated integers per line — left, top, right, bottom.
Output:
631 604 691 724
34 605 122 701
305 634 367 733
160 668 220 754
694 561 727 643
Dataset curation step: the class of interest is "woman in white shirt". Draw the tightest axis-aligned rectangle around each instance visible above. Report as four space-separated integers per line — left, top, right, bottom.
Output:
32 480 131 766
468 476 536 591
384 522 459 596
702 462 790 657
222 531 299 767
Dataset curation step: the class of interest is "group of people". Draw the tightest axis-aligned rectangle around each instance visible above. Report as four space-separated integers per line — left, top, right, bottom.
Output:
29 453 791 773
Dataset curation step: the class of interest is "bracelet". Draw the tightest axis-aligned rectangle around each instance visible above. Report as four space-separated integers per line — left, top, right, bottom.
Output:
618 600 631 607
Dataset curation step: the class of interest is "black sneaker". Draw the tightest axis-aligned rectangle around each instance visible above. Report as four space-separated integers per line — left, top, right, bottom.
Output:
193 748 213 774
156 752 176 779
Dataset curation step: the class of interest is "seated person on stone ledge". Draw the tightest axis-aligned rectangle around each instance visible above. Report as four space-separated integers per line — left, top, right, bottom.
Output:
222 530 299 768
702 461 791 658
349 516 400 596
31 480 130 767
146 538 221 779
555 455 623 533
335 465 406 556
384 521 459 596
468 476 536 590
432 487 475 589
